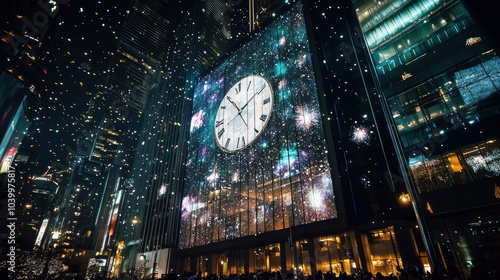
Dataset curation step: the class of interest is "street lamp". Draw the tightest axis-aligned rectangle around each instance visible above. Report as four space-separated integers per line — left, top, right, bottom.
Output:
38 231 61 280
399 193 411 203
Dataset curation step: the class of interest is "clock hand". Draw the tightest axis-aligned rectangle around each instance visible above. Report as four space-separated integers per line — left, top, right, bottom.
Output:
239 115 248 126
227 111 248 127
226 96 241 111
240 82 266 112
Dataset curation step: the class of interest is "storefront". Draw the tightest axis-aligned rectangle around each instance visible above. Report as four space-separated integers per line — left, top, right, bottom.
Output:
177 225 426 277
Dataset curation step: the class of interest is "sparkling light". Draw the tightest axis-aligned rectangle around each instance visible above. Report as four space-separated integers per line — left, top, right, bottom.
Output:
308 188 324 209
158 184 167 197
295 105 319 130
207 169 219 181
279 36 286 45
350 125 371 145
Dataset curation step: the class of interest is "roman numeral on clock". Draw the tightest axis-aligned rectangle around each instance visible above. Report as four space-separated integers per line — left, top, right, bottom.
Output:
263 97 270 105
236 136 246 148
225 138 231 148
260 114 267 122
217 128 225 139
235 82 241 94
216 119 224 127
246 80 252 91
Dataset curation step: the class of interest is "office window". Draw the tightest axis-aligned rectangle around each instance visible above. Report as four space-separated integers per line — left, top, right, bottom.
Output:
442 152 470 185
410 139 499 193
425 156 453 190
410 160 434 193
461 140 500 179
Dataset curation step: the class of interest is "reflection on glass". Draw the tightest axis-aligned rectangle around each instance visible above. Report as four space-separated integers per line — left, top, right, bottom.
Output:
250 244 281 273
425 157 453 190
362 228 402 276
316 235 353 275
455 57 500 106
410 139 499 193
362 0 446 49
462 140 500 179
409 160 434 193
390 52 499 144
443 152 470 185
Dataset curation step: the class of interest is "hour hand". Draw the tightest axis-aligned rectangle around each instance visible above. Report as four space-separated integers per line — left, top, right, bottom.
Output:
226 96 241 111
228 112 248 127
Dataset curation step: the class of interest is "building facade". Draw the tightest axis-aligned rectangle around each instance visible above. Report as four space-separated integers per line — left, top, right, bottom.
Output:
158 0 500 278
352 0 500 276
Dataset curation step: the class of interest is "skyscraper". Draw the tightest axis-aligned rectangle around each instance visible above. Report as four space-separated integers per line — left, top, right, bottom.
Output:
352 0 500 274
3 0 498 279
125 0 499 278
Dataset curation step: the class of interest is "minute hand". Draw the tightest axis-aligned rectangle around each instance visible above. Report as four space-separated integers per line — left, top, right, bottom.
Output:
240 83 266 111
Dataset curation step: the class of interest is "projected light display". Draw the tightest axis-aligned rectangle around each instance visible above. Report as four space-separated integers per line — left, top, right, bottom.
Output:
180 3 337 249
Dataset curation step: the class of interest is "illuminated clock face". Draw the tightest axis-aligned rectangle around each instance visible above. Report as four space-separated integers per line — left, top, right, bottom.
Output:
215 75 274 152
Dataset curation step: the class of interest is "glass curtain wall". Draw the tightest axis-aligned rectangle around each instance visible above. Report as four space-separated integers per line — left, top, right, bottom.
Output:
314 234 355 276
360 227 403 276
181 2 336 249
352 0 500 192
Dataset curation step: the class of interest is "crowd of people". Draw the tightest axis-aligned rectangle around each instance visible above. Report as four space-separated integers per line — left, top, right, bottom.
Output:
102 263 497 280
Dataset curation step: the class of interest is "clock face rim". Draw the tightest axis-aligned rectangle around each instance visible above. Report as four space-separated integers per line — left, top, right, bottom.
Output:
214 75 274 152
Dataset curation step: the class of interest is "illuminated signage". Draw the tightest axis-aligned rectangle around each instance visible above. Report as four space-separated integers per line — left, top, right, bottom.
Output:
34 176 52 181
34 218 49 247
402 72 413 81
465 37 482 46
0 147 17 173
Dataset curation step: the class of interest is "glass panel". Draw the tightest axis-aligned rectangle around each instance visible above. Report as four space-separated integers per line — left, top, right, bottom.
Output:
265 185 275 232
249 244 282 273
267 244 282 272
402 108 427 131
461 145 492 180
447 91 467 111
363 0 446 48
375 44 397 64
315 235 353 275
422 100 448 120
409 159 434 193
478 139 500 176
362 227 402 276
426 116 457 137
388 92 411 114
296 239 312 275
442 152 471 185
273 186 284 230
405 28 423 46
400 130 425 147
424 156 453 190
227 249 246 275
449 1 468 19
394 117 405 132
454 56 500 107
